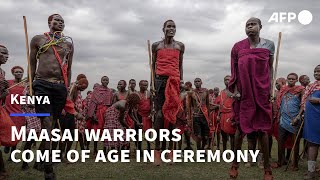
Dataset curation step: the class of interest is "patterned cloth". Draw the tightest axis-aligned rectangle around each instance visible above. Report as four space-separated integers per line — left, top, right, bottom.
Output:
303 90 320 144
5 80 26 130
279 92 301 134
103 106 129 148
74 90 86 133
21 86 41 134
219 89 236 135
83 92 92 116
301 81 320 108
87 84 113 117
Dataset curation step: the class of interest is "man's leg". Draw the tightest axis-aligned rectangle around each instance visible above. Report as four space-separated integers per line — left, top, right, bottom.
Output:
268 135 273 159
304 142 319 179
258 131 273 179
193 117 202 150
274 126 288 167
216 131 221 150
0 150 8 178
184 130 192 150
201 117 209 150
230 134 235 152
41 116 56 179
7 146 16 161
221 130 228 152
153 109 164 165
245 132 257 167
22 140 35 170
292 133 301 170
230 126 243 178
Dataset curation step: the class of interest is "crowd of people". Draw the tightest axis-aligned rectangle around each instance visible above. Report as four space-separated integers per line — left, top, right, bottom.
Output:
0 14 319 180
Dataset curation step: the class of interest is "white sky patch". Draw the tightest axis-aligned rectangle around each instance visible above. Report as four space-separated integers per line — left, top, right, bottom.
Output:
1 0 319 92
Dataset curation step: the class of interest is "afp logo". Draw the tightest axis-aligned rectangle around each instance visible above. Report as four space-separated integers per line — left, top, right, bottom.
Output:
268 10 313 25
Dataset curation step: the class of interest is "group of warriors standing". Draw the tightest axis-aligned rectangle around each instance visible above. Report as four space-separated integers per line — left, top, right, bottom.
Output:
0 14 320 180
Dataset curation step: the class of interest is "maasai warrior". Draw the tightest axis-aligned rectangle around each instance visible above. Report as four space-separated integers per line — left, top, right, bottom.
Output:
87 76 113 155
299 75 310 88
69 77 88 150
175 81 192 150
113 80 129 103
188 78 210 150
4 66 26 161
208 87 220 150
128 79 137 94
299 74 310 159
272 78 293 162
137 80 152 151
29 14 73 179
218 75 236 152
228 17 275 179
151 19 184 165
300 65 320 179
104 93 141 150
21 85 41 171
272 73 304 170
82 90 92 148
0 44 9 180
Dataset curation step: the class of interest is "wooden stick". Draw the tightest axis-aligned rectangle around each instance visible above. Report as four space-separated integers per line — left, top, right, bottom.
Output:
147 40 156 123
7 78 27 90
23 16 33 96
285 118 304 171
272 32 282 99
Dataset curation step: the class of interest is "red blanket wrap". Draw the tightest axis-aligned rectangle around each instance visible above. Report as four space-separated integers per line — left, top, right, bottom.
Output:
138 94 152 131
5 80 26 131
229 39 272 134
209 96 220 135
176 98 188 134
156 49 181 128
219 90 236 135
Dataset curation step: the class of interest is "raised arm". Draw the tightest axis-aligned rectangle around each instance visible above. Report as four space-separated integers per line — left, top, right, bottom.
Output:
29 35 40 81
151 42 158 89
67 42 74 86
179 42 185 81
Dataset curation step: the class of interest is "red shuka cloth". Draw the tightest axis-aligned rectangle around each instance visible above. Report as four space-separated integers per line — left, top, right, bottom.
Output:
5 80 26 130
87 84 113 118
209 95 220 134
229 39 272 134
156 49 181 128
176 98 188 134
0 106 19 147
138 93 152 131
219 90 236 135
86 104 108 132
273 86 304 148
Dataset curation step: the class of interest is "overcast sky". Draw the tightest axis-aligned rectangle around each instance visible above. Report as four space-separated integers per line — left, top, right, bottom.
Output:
0 0 319 92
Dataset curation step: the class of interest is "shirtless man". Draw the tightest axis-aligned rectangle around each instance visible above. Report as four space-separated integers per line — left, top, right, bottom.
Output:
137 80 152 151
152 19 185 165
175 81 192 150
229 17 275 179
30 14 73 180
188 78 210 150
113 80 129 103
0 44 9 180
